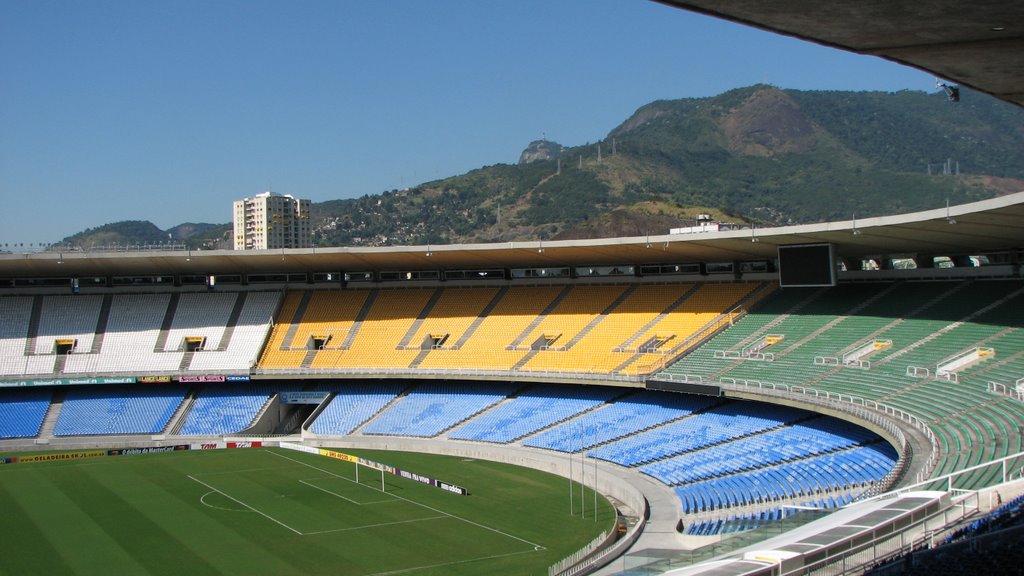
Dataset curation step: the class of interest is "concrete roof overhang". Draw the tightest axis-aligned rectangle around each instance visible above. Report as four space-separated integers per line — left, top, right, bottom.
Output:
656 0 1024 108
3 192 1021 279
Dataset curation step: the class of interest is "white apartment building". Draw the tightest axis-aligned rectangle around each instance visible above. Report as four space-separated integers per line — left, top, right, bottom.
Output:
232 191 312 250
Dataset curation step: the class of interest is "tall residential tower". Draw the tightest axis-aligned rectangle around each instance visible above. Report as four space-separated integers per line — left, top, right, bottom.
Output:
232 191 312 250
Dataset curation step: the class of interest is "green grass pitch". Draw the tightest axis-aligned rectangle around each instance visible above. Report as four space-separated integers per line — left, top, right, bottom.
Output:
0 447 615 576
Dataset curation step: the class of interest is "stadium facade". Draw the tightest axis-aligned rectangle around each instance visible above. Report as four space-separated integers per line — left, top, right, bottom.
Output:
1 193 1022 575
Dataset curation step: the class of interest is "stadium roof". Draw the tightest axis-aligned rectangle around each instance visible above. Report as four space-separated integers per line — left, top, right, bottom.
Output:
3 192 1022 278
657 0 1024 108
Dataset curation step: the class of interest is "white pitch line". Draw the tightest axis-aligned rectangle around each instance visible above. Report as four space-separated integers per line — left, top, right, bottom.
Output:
198 490 248 512
266 449 546 550
188 474 303 536
367 549 539 576
303 515 451 536
298 478 380 505
194 465 297 477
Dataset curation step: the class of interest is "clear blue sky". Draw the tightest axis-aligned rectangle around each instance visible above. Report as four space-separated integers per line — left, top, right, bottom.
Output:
0 0 937 245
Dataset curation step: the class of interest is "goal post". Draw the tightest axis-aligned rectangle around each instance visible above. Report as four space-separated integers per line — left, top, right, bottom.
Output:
354 459 386 493
278 443 467 496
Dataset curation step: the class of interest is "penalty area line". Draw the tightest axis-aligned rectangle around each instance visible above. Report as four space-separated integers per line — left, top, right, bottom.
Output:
187 474 303 536
298 478 396 506
266 449 546 551
366 548 540 576
303 515 450 536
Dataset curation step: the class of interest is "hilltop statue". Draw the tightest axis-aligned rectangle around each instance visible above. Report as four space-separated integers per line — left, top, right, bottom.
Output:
518 139 564 164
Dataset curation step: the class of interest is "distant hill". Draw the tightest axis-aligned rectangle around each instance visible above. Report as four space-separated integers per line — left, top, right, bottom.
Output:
58 85 1024 248
58 221 230 250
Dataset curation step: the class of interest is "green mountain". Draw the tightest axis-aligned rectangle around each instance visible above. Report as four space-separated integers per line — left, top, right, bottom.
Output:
58 221 230 250
313 85 1024 245
58 85 1024 248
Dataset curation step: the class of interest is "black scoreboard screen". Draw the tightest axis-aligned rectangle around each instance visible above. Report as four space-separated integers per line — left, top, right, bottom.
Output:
778 243 836 287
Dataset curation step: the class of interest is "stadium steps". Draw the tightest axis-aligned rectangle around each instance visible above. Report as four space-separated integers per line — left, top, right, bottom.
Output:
614 285 757 374
178 351 195 371
164 389 197 435
615 285 704 352
508 287 576 370
507 285 573 349
870 283 1016 377
512 349 540 370
23 295 43 356
687 486 863 525
451 385 615 444
53 351 68 374
88 295 113 354
279 291 313 350
585 399 745 457
338 289 378 350
557 285 639 351
734 437 886 485
578 396 732 454
397 287 445 350
429 391 524 439
968 347 1024 389
349 382 418 435
513 388 635 445
772 282 903 359
408 347 431 369
680 287 831 382
36 388 64 439
734 281 779 310
727 287 829 352
448 286 509 350
865 282 978 367
301 391 335 435
300 348 318 369
610 285 706 372
152 293 180 352
214 292 248 351
937 398 1024 468
235 392 279 435
639 414 821 472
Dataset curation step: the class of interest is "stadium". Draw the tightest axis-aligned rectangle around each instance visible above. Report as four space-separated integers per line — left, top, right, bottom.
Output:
1 190 1023 575
3 2 1024 575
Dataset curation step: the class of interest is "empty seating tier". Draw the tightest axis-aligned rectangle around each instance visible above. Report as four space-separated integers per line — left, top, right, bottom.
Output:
448 385 619 443
657 279 1024 490
0 388 51 438
255 283 760 376
308 382 405 436
178 384 276 436
362 382 514 437
54 386 186 436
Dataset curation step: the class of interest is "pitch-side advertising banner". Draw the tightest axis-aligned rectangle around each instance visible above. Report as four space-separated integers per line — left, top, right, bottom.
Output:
279 443 468 495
